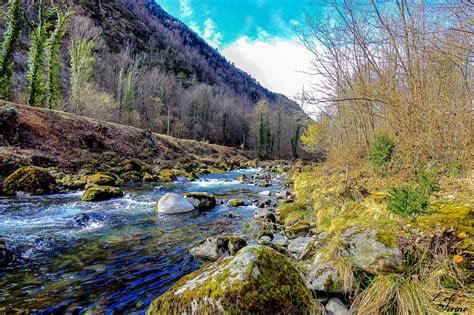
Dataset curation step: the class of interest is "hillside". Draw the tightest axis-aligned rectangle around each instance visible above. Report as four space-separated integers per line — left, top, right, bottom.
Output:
0 101 252 179
0 0 309 157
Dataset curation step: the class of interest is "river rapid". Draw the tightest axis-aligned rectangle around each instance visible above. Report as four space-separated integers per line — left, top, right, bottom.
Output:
0 168 277 313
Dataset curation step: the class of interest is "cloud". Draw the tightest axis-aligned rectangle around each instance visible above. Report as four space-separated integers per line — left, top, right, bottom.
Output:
179 0 193 18
202 18 223 48
222 37 315 100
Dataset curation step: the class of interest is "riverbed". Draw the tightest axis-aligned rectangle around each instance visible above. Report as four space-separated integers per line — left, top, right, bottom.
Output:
0 168 277 313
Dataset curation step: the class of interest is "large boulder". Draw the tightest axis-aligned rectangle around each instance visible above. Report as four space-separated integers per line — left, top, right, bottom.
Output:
2 166 58 195
301 262 345 293
156 193 195 214
82 186 124 202
189 235 246 261
326 298 350 315
84 172 117 188
0 240 13 268
184 192 217 209
288 236 318 260
148 245 324 314
253 208 276 223
228 199 244 207
339 228 404 274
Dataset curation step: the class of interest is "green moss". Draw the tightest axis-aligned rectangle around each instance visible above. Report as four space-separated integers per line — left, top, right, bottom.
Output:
84 173 117 188
59 175 86 190
236 174 247 181
277 202 310 225
257 230 274 240
228 199 244 207
2 166 58 195
157 170 177 182
416 202 473 235
187 172 198 181
284 221 311 238
82 185 124 202
375 230 398 248
148 246 323 314
120 171 143 183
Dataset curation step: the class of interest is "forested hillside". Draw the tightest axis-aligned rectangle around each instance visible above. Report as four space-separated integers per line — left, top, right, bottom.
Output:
0 0 308 157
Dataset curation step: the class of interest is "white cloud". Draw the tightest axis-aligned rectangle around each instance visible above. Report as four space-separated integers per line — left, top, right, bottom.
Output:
202 18 223 48
222 37 316 101
180 0 193 18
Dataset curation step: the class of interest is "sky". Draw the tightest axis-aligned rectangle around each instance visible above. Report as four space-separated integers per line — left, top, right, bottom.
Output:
157 0 321 101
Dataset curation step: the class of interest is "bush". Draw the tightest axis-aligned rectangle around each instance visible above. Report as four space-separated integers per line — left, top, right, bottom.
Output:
409 169 439 195
369 133 395 175
387 185 429 216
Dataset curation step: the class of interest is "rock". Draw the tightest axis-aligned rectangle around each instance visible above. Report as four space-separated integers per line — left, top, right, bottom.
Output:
82 186 124 202
326 298 350 315
72 212 105 228
259 236 272 242
156 193 195 214
274 238 289 247
284 221 312 238
121 171 143 182
2 166 58 195
301 263 344 293
258 190 272 196
84 172 117 188
0 106 20 145
254 208 276 223
236 174 247 181
0 240 13 268
258 180 272 187
275 189 292 199
257 230 274 240
184 192 217 209
157 169 177 182
121 159 142 172
59 175 86 190
189 235 246 261
339 228 404 274
187 172 198 181
257 198 272 208
228 199 244 207
288 236 318 260
148 246 323 314
143 173 157 182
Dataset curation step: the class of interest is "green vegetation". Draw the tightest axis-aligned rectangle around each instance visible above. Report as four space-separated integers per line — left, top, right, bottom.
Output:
368 133 395 175
0 0 22 100
387 184 429 216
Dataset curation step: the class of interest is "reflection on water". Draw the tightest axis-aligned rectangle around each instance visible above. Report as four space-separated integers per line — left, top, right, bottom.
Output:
0 168 274 313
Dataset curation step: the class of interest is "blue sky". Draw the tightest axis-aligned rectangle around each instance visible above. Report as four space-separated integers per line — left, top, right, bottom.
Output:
157 0 321 100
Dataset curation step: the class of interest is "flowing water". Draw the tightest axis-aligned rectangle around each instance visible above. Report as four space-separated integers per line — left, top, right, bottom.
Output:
0 168 276 314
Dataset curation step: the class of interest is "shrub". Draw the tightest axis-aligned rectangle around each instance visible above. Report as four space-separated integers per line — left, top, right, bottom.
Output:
387 185 429 216
369 133 395 175
409 169 439 196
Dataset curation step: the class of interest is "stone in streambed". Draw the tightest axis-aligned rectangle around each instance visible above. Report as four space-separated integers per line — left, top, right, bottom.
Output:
2 166 58 195
189 235 246 261
148 245 323 314
156 193 195 214
184 192 217 209
326 297 350 315
236 174 247 181
228 199 244 207
0 240 13 268
82 185 124 202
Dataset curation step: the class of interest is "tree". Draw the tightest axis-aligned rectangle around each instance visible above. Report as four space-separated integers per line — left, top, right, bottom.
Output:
69 16 101 114
300 121 320 154
0 0 22 100
291 119 302 159
45 10 71 109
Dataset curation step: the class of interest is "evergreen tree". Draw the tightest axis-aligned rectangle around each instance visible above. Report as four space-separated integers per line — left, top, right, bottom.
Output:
0 0 22 100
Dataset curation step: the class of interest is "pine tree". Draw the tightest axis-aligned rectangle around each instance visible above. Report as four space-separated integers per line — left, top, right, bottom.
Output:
0 0 22 100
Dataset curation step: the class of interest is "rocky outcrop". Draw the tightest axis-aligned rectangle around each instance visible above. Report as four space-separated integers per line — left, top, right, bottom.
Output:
156 193 195 214
339 228 404 274
184 192 217 209
0 106 20 146
148 245 324 314
2 166 58 195
82 185 124 202
189 235 246 261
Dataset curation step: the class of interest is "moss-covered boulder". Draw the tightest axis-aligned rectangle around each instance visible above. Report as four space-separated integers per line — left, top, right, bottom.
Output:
284 221 312 238
120 171 143 183
2 166 58 195
228 199 245 207
148 245 323 314
82 186 124 202
157 169 177 182
0 240 13 268
187 172 198 181
300 262 345 294
189 235 246 261
59 175 86 190
184 192 217 209
339 228 404 274
84 172 117 188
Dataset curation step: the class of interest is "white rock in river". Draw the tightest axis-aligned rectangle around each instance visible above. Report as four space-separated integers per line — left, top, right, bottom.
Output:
156 193 195 214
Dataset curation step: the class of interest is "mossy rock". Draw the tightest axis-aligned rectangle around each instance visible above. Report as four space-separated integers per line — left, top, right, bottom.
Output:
201 166 225 174
189 235 247 261
284 221 312 238
121 159 142 172
187 172 198 181
59 175 86 190
84 173 117 188
2 166 58 195
120 171 143 183
157 170 177 182
148 245 323 314
143 173 157 182
82 185 124 202
374 230 398 248
228 199 244 207
416 202 474 235
184 192 217 209
257 230 274 240
236 174 248 181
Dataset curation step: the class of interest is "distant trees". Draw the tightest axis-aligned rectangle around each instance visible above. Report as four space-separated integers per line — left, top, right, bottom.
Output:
0 0 22 100
300 0 472 167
